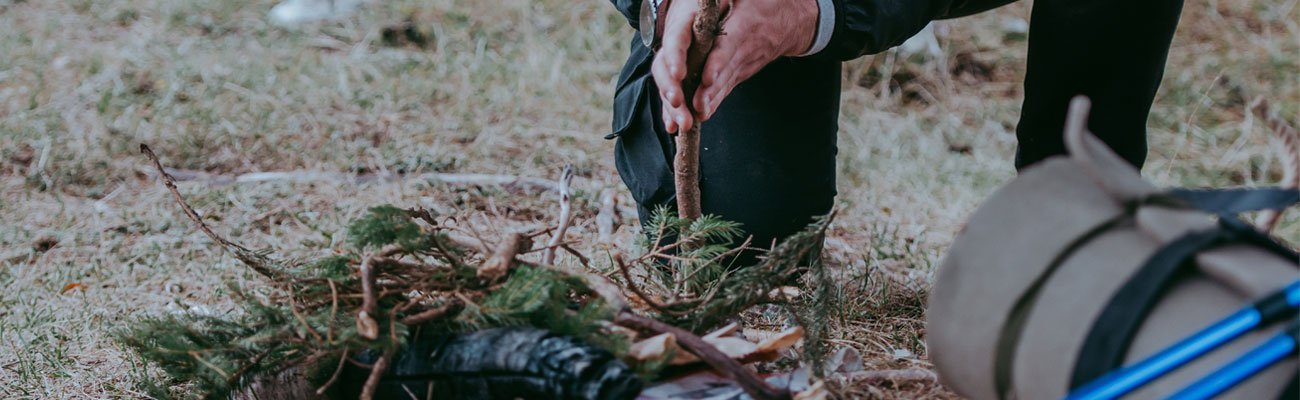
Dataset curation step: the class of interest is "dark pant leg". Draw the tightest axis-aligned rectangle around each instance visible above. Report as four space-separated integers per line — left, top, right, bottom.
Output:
615 56 841 265
1014 0 1184 170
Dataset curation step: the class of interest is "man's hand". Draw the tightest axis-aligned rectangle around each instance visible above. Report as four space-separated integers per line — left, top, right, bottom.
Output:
653 0 819 133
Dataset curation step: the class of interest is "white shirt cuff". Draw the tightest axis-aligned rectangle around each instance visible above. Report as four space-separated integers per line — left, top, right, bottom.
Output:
797 0 835 57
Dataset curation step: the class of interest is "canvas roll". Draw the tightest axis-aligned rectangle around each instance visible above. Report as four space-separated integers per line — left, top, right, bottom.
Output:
927 98 1299 400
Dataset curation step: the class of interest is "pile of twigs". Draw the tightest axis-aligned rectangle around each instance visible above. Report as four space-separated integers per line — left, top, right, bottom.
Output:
132 145 824 400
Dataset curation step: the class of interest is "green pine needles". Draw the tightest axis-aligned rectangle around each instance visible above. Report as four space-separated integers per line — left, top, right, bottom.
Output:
620 207 833 334
118 198 836 399
117 206 626 399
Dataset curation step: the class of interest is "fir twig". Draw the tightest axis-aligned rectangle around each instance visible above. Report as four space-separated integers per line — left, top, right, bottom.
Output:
326 278 339 344
360 349 394 400
139 144 284 280
400 298 464 326
315 349 349 395
615 252 673 312
357 253 381 340
561 244 591 267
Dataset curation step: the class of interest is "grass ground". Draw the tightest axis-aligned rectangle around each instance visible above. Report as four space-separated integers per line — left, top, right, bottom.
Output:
0 0 1295 398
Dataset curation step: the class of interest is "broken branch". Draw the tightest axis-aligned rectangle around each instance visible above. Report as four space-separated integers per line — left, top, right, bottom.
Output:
596 188 620 243
140 144 284 280
315 349 349 395
478 232 530 281
543 164 575 265
399 298 464 326
357 255 380 340
359 349 394 400
614 312 791 400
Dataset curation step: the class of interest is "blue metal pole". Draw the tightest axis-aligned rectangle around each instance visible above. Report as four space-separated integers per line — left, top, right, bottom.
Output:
1064 281 1299 400
1162 329 1297 400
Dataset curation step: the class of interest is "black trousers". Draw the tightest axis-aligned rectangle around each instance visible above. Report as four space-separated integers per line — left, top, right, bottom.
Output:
612 0 1184 260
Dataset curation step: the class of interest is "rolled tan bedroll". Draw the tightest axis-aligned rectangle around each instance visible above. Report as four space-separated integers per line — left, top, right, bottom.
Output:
926 97 1299 400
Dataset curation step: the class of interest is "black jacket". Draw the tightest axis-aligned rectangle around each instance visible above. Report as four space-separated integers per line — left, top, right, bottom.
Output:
606 0 1015 138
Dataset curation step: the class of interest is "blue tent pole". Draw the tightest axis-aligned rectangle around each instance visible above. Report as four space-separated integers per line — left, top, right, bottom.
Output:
1065 280 1299 400
1162 318 1299 400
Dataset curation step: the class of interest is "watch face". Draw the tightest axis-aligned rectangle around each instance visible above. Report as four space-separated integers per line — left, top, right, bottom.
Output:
639 0 655 48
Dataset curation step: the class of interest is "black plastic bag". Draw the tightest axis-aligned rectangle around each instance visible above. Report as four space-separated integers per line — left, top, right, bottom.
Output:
337 327 642 400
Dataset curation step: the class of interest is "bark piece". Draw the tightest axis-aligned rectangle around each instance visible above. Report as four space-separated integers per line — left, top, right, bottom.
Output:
478 232 530 281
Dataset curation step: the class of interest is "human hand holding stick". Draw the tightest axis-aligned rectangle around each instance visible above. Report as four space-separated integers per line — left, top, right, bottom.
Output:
654 0 818 220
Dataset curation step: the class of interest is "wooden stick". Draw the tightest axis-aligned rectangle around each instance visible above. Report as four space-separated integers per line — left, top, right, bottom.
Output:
543 164 575 264
140 144 284 280
596 188 620 243
360 349 394 400
357 255 381 340
315 349 349 395
673 0 723 221
615 312 791 400
477 232 529 281
399 298 464 326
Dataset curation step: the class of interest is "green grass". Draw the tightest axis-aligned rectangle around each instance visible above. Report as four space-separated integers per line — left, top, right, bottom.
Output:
0 0 1296 398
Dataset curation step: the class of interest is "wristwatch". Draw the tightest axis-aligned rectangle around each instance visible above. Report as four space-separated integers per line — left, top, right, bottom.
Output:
639 0 671 51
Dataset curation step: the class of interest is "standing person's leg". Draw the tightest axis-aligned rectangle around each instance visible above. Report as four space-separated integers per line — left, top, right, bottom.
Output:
615 56 841 265
1014 0 1185 170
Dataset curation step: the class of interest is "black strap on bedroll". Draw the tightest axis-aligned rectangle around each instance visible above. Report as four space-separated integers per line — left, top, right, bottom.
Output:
1069 211 1300 389
1168 187 1300 215
994 213 1135 399
994 188 1294 399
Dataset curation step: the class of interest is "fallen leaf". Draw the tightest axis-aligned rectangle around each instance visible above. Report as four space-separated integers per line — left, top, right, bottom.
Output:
61 282 86 294
756 326 803 353
628 332 676 361
702 322 739 340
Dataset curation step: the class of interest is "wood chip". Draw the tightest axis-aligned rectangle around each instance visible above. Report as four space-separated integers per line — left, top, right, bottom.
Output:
628 332 677 361
477 232 530 281
703 322 740 340
756 326 803 353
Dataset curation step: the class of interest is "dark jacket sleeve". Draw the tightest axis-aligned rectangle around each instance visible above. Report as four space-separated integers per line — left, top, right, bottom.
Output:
610 0 643 30
821 0 1017 60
